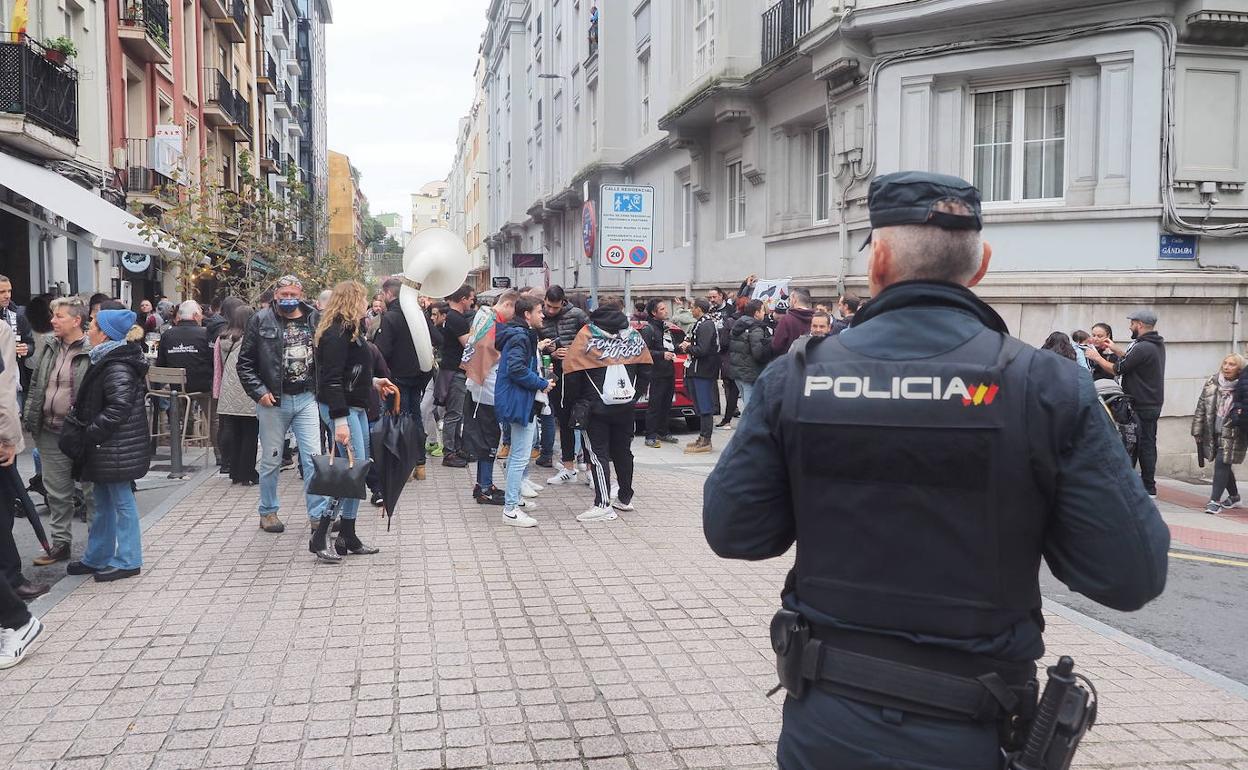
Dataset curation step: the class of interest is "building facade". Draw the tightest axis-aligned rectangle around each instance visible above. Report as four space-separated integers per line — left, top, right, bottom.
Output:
477 0 1248 473
447 51 491 289
326 149 362 258
295 0 331 255
411 179 448 235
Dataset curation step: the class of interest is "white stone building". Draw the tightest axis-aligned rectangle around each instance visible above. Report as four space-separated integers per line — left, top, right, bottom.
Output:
476 0 1248 473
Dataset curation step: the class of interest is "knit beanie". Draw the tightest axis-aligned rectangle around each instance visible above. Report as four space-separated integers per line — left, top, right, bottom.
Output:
96 309 137 342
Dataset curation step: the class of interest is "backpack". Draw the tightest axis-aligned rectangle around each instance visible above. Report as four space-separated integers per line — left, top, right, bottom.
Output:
1095 379 1140 462
591 363 636 405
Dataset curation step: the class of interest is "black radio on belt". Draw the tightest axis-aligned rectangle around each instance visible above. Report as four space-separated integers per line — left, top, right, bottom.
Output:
1007 657 1097 770
769 609 810 700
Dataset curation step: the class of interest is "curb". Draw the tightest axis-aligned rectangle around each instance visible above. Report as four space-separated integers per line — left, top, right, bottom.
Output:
1043 598 1248 702
25 463 217 618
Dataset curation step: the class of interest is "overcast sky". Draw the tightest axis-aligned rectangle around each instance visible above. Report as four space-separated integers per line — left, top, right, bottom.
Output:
325 1 490 229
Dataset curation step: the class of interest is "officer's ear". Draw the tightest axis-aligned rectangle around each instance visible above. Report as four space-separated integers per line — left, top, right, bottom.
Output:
966 241 993 288
867 238 892 296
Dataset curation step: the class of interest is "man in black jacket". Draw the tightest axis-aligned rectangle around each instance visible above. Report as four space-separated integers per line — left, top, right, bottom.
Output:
237 276 325 533
680 299 719 454
1086 309 1166 495
705 171 1168 768
0 275 34 408
375 277 430 476
639 299 683 448
156 300 213 394
540 286 590 484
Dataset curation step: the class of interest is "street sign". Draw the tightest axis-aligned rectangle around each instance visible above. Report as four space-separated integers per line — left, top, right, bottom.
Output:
1159 234 1198 260
491 276 512 289
582 201 596 259
599 184 654 271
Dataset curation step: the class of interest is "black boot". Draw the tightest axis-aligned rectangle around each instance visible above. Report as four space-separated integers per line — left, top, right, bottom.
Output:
334 518 379 556
309 516 342 563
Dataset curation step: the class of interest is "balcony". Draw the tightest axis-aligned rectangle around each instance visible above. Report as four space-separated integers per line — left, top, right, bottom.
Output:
273 83 292 118
271 13 290 50
214 0 247 44
260 136 280 175
124 137 179 209
0 35 79 158
203 68 241 129
285 56 301 76
287 113 303 138
256 53 277 94
231 92 251 141
761 0 812 66
254 0 274 16
200 0 228 20
118 0 172 65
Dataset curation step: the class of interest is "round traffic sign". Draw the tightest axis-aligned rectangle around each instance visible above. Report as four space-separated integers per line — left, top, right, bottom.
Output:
605 245 625 264
628 246 649 266
582 202 596 259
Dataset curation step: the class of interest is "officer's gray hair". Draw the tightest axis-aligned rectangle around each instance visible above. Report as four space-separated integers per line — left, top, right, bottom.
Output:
877 201 983 285
177 300 202 320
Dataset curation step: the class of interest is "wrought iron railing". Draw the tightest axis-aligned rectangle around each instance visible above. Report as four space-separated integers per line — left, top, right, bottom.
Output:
233 90 251 135
267 137 280 163
204 68 240 122
761 0 812 66
120 0 171 52
262 53 277 83
231 0 249 32
124 137 177 196
0 34 79 141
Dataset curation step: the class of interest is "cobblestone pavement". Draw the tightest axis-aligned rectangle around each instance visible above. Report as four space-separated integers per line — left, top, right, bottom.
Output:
2 446 1248 769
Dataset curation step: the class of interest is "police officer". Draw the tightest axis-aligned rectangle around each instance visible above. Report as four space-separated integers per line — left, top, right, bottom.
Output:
703 172 1170 769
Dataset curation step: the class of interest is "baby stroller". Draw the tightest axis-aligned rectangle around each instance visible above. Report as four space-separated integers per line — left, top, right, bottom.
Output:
1095 379 1141 464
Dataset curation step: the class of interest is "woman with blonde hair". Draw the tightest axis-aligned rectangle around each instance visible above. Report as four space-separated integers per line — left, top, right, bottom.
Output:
313 280 397 562
1193 353 1247 514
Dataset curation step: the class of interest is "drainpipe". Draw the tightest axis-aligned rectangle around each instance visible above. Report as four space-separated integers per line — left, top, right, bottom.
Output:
1234 298 1242 353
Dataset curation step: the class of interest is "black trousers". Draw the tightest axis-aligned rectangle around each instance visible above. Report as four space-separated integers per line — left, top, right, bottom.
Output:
220 415 260 484
1136 408 1160 491
721 377 739 421
550 383 579 464
1213 446 1239 502
645 377 675 440
0 492 24 589
582 409 635 507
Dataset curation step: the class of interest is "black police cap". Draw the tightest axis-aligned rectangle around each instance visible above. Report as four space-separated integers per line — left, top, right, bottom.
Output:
860 171 983 250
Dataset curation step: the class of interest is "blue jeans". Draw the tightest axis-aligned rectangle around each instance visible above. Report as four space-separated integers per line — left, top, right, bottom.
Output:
256 391 328 521
83 482 142 570
504 419 537 509
737 380 755 416
318 405 370 521
539 412 556 458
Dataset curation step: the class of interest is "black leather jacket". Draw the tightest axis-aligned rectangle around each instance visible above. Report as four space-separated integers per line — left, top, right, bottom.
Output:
237 301 320 402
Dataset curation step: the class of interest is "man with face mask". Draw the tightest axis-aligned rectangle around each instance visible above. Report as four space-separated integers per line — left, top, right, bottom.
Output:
237 276 326 533
1086 310 1166 496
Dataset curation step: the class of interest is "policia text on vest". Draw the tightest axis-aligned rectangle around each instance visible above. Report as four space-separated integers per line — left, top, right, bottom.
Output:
702 170 1167 770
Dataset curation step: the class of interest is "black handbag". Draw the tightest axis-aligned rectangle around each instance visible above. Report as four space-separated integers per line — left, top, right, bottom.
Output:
57 412 90 462
307 442 372 501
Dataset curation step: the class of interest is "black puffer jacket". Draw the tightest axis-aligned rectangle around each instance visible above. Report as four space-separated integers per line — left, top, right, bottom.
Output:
728 316 774 384
539 304 589 349
73 343 151 483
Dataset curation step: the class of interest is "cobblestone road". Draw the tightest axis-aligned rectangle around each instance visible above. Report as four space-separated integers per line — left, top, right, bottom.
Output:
2 446 1247 769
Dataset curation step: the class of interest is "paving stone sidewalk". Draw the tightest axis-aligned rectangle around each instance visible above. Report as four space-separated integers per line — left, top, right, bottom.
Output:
2 455 1247 770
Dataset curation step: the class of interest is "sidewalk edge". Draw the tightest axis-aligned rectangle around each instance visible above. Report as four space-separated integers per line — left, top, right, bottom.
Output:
26 463 217 618
1043 598 1248 701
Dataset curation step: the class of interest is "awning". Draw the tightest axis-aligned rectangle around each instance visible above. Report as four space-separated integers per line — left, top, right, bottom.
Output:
0 151 178 256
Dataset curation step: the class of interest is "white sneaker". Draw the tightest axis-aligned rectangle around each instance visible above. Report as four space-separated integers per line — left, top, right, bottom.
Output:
612 499 635 512
517 498 538 511
610 482 620 502
577 505 617 523
502 508 538 528
521 479 540 498
547 468 577 485
0 616 43 670
576 461 588 473
526 480 544 492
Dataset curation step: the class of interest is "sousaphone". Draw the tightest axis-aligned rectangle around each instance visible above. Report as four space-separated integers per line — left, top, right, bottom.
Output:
400 228 472 372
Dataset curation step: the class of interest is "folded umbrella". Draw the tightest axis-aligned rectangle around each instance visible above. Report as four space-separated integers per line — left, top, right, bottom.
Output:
1 463 51 555
1196 438 1206 469
370 392 425 529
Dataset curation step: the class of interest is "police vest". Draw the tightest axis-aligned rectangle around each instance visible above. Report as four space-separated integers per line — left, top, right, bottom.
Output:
781 327 1050 639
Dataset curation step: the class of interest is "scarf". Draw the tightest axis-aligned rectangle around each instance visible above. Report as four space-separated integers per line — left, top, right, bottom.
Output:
89 339 125 364
562 324 653 374
1217 374 1236 421
461 308 503 387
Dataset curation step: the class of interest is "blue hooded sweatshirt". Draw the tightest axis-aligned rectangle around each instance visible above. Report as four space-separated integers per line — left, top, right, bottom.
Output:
494 319 548 425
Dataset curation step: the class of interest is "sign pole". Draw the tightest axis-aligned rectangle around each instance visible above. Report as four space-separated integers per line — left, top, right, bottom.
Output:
624 269 632 312
591 250 599 308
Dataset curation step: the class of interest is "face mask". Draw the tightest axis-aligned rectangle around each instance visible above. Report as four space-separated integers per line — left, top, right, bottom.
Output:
277 298 300 313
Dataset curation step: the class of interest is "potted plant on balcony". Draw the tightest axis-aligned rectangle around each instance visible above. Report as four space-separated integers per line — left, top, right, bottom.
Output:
43 36 76 65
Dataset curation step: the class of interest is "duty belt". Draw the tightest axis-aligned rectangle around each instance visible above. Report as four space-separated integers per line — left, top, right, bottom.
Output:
773 612 1038 724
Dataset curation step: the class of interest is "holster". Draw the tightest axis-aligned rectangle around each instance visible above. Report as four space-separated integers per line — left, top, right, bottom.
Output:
770 609 811 700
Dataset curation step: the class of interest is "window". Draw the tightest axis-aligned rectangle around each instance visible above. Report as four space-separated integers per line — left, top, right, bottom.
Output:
680 180 693 245
588 82 598 152
638 53 650 135
814 126 830 223
973 84 1066 203
726 160 745 236
635 1 651 45
694 0 715 75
